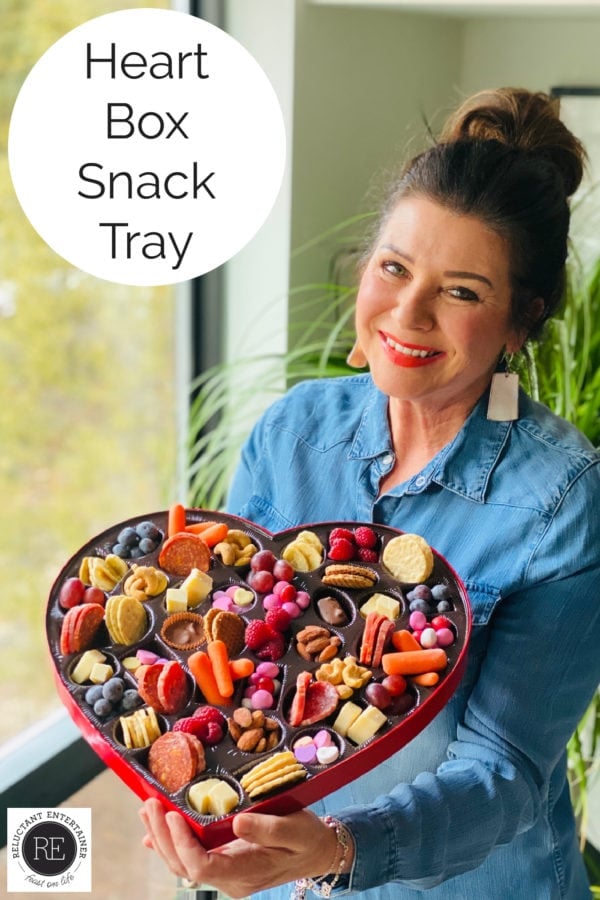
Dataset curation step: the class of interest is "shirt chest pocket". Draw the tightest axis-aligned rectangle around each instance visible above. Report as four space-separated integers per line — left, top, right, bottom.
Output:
455 581 502 697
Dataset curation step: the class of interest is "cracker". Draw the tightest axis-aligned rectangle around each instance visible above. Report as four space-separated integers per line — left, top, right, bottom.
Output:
104 596 124 644
382 534 434 583
322 574 374 589
212 611 245 657
322 564 376 589
246 766 307 799
203 607 221 641
239 751 297 789
115 595 147 644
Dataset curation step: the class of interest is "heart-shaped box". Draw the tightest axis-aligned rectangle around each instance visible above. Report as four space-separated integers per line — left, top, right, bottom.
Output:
46 510 471 848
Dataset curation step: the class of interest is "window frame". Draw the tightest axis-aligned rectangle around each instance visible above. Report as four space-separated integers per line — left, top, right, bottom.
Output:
0 0 224 851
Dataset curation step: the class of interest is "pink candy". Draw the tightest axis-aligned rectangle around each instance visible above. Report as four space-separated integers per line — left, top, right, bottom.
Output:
256 661 280 678
137 649 160 665
251 689 274 709
409 610 427 631
435 627 455 647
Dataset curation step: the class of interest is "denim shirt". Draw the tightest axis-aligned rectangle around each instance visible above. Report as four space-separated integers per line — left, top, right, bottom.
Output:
226 374 600 900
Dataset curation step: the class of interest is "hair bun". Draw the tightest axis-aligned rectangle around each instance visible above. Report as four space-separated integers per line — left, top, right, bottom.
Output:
440 87 586 197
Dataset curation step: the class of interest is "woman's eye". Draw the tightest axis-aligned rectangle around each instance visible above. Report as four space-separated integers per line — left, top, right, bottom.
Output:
447 286 480 302
382 261 407 277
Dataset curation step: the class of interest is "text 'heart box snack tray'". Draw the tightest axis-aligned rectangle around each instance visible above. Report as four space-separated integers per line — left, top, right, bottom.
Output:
46 508 471 848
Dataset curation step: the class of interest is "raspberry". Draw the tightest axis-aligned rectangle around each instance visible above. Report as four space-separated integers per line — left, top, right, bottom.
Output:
329 527 355 544
203 721 224 745
357 547 379 563
245 620 276 650
265 608 292 633
354 526 377 549
192 705 226 727
173 716 208 740
255 634 285 661
328 538 355 561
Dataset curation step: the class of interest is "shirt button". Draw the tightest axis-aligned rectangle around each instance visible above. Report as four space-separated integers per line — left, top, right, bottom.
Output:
382 454 394 466
415 476 427 487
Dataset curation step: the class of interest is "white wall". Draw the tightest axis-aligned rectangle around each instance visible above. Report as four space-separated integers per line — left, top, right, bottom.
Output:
222 0 296 360
290 5 464 296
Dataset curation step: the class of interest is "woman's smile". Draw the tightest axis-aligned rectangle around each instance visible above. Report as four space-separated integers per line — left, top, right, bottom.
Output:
379 331 443 366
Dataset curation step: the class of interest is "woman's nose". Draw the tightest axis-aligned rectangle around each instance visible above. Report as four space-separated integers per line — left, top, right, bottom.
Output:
390 281 435 330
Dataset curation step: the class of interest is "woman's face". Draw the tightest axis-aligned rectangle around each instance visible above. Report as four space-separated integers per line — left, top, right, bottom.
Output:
355 195 523 413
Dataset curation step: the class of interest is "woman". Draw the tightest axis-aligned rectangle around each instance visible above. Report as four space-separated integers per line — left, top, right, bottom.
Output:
141 88 600 899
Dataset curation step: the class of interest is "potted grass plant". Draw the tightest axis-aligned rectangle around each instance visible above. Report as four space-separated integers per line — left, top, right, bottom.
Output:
187 238 600 893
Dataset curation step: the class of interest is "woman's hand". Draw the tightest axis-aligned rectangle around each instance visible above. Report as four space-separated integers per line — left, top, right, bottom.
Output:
140 798 343 899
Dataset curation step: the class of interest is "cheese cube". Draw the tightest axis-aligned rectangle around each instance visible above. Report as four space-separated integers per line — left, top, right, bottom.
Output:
181 569 213 607
89 662 114 684
332 701 362 738
346 705 388 745
360 593 400 621
71 649 106 684
165 587 188 613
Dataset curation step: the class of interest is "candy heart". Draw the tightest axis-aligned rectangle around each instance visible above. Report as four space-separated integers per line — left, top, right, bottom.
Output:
46 510 471 849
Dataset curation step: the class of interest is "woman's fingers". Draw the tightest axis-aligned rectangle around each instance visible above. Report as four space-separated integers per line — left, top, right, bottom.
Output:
139 801 340 897
140 799 194 879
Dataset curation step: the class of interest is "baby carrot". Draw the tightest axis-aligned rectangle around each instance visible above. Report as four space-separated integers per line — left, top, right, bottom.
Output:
185 522 229 547
188 650 229 706
207 639 234 698
382 648 448 676
229 657 255 680
391 629 422 653
185 520 220 535
411 672 440 687
167 502 187 537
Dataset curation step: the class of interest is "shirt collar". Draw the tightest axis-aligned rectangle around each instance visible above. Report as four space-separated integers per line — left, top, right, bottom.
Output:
348 378 512 503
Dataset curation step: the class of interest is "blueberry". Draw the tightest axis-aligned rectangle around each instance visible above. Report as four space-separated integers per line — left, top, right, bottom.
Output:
129 546 144 559
436 600 452 613
412 584 433 601
431 583 451 601
120 689 142 712
136 521 161 541
118 526 139 548
102 677 124 703
93 698 113 718
85 685 104 705
112 542 130 558
409 599 432 614
138 537 156 555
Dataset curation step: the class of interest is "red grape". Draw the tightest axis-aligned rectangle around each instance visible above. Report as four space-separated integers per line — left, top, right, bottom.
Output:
381 674 407 697
248 569 275 594
58 577 86 609
273 559 294 582
250 550 277 573
83 586 106 607
365 682 392 710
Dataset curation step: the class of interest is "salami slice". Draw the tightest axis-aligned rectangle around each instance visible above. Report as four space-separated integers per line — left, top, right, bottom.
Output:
158 533 211 576
148 731 201 793
300 681 339 726
157 660 188 714
138 663 167 713
60 603 105 655
372 618 395 668
288 671 312 727
359 612 386 666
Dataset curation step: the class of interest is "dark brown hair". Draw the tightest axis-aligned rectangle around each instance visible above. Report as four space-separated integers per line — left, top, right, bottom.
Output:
372 88 587 341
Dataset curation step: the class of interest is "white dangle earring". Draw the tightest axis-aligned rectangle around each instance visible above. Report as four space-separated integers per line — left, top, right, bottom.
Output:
346 339 368 369
487 352 519 421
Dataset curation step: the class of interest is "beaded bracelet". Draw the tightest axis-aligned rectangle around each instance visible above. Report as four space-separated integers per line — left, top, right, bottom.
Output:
291 816 352 900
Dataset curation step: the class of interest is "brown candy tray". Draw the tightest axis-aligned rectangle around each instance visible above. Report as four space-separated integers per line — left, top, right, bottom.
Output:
45 510 471 848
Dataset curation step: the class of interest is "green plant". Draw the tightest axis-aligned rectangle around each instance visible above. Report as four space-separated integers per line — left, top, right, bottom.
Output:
521 254 600 867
